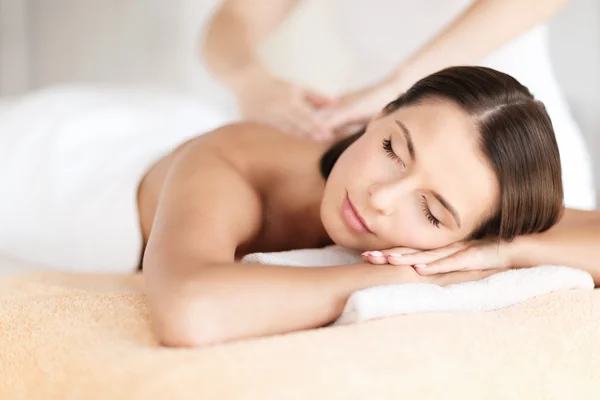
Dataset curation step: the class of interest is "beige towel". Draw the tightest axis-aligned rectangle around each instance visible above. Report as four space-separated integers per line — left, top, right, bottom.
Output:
1 271 599 399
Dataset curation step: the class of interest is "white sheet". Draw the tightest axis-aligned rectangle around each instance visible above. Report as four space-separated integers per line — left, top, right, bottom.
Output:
0 86 230 273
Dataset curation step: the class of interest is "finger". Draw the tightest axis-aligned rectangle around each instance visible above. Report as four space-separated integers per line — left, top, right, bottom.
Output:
387 242 467 267
380 248 424 266
271 116 302 137
361 250 389 265
380 247 422 257
304 90 336 108
413 248 481 275
279 109 315 139
321 105 374 132
419 242 511 275
364 250 429 266
290 105 334 140
362 248 421 265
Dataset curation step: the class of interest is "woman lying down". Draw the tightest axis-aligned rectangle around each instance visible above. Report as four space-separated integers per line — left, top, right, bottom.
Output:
2 66 599 347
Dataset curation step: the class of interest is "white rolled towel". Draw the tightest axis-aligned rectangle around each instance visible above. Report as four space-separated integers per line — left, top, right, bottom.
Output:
242 246 594 325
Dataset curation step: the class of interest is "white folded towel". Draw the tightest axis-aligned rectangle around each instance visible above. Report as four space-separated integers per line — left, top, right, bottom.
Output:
242 246 594 325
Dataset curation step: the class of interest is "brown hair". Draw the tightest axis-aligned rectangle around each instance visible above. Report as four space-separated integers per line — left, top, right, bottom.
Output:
320 66 564 241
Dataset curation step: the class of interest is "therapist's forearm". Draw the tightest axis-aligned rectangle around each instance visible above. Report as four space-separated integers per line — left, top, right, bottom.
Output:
201 0 297 90
513 208 600 286
393 0 571 88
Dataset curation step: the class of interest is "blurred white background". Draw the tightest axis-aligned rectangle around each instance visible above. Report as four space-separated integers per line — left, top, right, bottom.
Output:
0 0 598 204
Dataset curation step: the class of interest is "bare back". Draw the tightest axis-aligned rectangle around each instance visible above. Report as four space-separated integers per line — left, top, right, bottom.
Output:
137 123 333 261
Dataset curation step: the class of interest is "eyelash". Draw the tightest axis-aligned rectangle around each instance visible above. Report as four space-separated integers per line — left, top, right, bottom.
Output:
421 196 441 228
382 137 404 166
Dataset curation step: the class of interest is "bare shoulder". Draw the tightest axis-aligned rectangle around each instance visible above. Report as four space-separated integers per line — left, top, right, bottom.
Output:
146 122 290 181
181 122 328 183
138 122 325 244
199 122 321 165
140 124 276 262
141 122 294 201
205 121 288 143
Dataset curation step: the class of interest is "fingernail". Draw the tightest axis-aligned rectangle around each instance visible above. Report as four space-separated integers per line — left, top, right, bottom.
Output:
414 264 427 268
367 251 384 257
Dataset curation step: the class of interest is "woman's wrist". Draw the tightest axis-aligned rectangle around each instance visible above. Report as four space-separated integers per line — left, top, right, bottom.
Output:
508 234 545 269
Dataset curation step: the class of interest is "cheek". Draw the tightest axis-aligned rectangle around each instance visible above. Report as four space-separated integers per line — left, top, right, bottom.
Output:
383 213 424 247
382 211 456 250
335 139 382 179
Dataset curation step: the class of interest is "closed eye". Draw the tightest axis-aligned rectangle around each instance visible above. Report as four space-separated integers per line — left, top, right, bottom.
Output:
382 137 406 168
421 195 441 228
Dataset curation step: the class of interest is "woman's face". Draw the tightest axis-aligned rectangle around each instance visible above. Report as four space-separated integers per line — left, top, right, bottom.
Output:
321 98 500 251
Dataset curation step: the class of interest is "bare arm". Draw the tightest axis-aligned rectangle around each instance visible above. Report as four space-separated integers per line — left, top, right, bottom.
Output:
392 0 571 88
201 1 333 139
315 0 571 132
202 0 297 90
514 208 600 285
143 125 416 347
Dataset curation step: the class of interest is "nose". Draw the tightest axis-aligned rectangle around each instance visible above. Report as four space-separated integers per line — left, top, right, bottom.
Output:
368 181 406 216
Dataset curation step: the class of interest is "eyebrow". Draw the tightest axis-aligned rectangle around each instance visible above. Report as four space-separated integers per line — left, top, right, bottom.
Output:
432 192 462 229
395 120 415 161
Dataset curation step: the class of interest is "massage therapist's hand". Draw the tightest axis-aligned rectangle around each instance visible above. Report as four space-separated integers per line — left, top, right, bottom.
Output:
318 75 402 137
233 67 335 140
362 238 527 275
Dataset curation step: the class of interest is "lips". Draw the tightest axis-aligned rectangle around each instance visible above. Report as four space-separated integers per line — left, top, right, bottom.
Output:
341 192 373 234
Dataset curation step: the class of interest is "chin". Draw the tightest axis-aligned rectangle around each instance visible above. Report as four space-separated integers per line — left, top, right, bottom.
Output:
321 214 368 251
327 230 357 249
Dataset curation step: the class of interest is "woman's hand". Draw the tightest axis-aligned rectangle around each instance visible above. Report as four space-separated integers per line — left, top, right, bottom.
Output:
362 238 524 275
234 68 335 140
317 76 402 137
